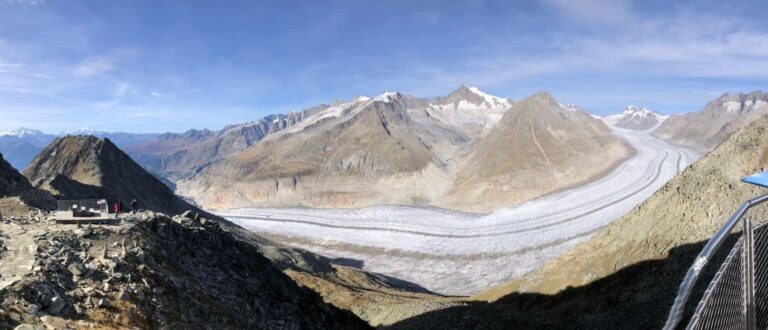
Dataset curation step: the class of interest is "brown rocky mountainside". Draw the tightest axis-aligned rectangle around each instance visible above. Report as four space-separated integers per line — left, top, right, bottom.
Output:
177 92 445 210
407 114 768 329
437 92 633 212
177 89 633 212
23 136 199 215
653 91 768 152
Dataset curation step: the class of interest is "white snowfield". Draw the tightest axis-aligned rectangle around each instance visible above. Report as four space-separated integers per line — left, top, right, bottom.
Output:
219 127 699 295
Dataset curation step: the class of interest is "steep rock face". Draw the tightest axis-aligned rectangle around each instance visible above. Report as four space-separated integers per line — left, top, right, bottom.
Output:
125 106 328 179
602 105 668 130
437 92 634 212
23 136 197 215
653 91 768 152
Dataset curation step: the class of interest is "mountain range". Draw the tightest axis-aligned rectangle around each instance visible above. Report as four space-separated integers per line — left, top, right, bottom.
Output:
0 128 157 171
173 87 633 212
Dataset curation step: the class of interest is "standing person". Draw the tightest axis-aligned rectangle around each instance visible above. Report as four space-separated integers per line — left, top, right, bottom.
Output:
114 200 121 219
131 199 138 214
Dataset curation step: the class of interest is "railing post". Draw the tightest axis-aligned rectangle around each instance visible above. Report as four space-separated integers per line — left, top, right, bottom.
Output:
744 217 756 330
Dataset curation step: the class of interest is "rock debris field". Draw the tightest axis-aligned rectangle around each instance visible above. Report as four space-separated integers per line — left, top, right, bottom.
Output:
221 126 700 295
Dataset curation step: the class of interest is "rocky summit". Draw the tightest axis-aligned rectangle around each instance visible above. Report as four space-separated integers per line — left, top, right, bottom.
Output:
0 211 368 329
23 136 201 216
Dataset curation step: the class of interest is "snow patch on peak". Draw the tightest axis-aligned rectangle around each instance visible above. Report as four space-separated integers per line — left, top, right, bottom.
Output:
558 103 582 112
373 91 399 103
0 127 46 137
466 86 510 106
355 96 371 102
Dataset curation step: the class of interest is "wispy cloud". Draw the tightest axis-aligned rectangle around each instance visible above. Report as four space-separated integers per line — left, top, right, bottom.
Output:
71 57 115 77
541 0 633 24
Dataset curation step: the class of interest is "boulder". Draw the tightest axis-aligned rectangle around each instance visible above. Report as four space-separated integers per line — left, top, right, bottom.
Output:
47 296 65 315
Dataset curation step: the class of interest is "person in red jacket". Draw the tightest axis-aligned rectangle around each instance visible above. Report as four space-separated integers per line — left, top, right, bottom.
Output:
114 200 122 218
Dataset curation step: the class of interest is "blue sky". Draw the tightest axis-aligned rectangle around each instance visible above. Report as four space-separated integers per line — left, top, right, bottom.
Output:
1 0 767 133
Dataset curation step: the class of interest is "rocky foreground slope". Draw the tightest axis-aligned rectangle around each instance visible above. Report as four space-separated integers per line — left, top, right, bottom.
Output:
24 136 201 216
654 91 768 152
177 88 632 212
0 212 368 329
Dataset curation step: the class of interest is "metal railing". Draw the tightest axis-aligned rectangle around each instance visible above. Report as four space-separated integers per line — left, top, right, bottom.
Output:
665 193 768 329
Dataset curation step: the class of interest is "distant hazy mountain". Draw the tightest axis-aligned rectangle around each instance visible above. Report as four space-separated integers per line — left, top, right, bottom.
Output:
0 128 55 170
0 128 157 171
653 91 768 152
123 108 326 179
175 87 633 212
602 105 668 130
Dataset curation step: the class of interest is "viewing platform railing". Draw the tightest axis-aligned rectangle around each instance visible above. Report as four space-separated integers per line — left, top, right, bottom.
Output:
665 173 768 330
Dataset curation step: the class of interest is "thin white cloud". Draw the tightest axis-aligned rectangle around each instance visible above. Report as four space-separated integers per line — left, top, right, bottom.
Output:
72 57 115 77
541 0 633 24
0 61 23 72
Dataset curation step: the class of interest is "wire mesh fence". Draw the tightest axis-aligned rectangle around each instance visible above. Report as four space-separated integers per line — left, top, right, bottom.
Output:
687 238 745 329
682 222 768 329
751 222 768 328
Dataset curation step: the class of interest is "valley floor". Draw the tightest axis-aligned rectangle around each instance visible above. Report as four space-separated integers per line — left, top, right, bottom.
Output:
218 127 700 295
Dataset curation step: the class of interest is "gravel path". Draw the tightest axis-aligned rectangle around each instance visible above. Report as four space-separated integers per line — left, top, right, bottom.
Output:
0 223 37 290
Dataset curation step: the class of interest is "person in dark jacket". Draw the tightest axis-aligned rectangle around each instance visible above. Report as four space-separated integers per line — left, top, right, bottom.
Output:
130 199 138 214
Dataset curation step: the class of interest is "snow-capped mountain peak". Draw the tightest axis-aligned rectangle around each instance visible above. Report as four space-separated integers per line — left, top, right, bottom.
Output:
602 105 668 130
0 127 47 138
559 103 583 112
372 91 400 103
466 86 510 107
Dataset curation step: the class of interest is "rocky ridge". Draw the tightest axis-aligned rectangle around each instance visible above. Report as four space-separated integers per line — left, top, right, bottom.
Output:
0 211 369 329
653 90 768 152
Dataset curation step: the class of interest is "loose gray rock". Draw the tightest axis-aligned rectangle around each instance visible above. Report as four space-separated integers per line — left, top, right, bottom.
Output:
48 296 66 315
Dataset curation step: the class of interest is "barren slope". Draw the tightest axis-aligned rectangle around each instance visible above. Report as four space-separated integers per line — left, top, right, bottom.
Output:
438 92 634 212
